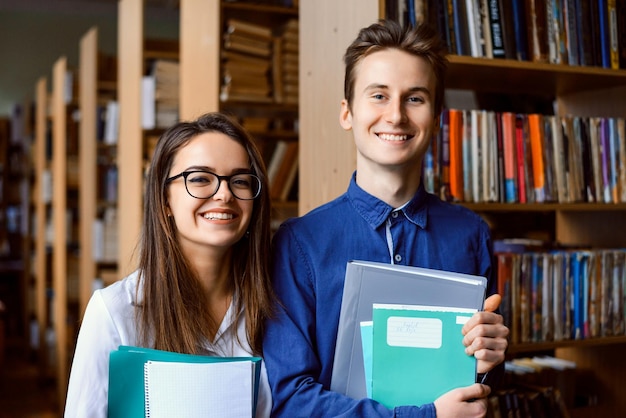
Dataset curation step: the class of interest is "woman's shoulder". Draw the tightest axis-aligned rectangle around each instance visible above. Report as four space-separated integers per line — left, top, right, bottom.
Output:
96 270 141 312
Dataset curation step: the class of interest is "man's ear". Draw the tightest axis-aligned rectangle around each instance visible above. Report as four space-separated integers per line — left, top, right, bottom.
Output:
339 99 352 131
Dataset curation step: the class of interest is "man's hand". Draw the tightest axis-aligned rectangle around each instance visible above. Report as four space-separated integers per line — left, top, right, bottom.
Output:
462 294 509 374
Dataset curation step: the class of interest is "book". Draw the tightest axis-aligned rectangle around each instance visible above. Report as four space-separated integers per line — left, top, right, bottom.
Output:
487 0 506 58
448 108 464 201
528 114 546 202
330 260 486 400
501 112 517 203
525 0 550 63
369 304 477 408
225 18 273 40
108 345 261 418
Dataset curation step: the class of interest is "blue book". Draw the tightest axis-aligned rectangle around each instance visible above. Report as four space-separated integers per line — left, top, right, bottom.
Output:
597 0 611 68
511 0 528 61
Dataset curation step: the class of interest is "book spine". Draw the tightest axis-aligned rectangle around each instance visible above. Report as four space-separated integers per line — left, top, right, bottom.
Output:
488 0 506 58
511 0 529 60
576 0 594 66
526 0 550 63
597 0 611 68
528 114 545 203
607 0 620 69
515 114 527 203
563 0 579 65
502 112 517 203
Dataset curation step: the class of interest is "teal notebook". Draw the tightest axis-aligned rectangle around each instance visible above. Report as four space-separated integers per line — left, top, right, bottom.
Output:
107 345 261 418
370 304 477 408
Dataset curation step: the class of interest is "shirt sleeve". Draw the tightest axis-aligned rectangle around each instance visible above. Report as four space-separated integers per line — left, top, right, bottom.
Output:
64 290 122 418
263 224 437 418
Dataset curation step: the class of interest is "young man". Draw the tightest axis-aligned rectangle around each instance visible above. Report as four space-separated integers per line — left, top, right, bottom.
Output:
263 20 509 417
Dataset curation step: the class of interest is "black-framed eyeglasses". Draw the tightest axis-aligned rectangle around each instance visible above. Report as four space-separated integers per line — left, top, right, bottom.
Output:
166 170 262 200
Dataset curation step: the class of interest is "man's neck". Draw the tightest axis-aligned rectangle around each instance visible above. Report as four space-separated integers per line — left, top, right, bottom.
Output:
355 162 422 208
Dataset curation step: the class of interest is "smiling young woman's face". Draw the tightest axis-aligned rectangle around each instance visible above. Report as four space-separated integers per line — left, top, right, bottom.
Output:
166 131 254 258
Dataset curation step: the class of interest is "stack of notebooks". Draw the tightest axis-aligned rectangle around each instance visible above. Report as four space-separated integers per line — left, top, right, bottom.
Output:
331 260 487 407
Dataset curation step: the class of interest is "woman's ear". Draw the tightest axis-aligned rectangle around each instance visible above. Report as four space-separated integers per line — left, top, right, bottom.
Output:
339 99 353 131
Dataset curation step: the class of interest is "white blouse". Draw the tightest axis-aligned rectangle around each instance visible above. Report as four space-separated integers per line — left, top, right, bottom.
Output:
64 270 272 417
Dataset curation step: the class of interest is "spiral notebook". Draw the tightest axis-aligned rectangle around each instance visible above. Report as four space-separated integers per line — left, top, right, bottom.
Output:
108 346 261 418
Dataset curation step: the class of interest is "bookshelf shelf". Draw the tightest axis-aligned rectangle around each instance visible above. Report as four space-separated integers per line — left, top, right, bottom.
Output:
447 55 626 96
222 2 298 16
462 202 626 213
509 336 626 355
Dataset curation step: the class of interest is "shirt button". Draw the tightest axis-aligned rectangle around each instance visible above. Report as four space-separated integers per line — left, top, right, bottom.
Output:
394 254 402 262
391 211 399 218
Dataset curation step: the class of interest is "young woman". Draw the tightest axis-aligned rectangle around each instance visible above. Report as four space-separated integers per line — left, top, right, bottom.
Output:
65 112 274 417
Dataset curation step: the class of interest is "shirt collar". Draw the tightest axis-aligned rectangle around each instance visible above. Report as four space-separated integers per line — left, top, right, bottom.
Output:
346 171 429 230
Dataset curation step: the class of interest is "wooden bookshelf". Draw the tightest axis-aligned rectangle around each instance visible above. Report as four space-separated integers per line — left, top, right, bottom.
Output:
32 77 49 378
299 0 626 416
79 28 99 318
51 55 69 410
117 0 144 278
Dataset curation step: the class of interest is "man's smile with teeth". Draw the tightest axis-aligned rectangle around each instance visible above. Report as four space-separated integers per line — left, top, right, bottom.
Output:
378 133 410 141
202 212 234 220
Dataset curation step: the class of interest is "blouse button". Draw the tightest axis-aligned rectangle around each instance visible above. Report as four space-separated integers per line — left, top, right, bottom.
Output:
391 211 399 218
394 254 402 262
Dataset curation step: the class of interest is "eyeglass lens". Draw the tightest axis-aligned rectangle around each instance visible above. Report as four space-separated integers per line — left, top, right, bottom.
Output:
185 171 260 200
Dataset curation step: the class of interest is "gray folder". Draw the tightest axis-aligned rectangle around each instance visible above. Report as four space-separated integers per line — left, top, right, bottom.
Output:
330 260 487 400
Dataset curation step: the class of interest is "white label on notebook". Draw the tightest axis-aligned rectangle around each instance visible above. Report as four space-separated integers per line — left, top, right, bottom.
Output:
386 317 442 349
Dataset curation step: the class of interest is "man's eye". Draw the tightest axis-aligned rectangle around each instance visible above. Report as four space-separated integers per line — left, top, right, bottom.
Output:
372 94 385 100
408 96 424 103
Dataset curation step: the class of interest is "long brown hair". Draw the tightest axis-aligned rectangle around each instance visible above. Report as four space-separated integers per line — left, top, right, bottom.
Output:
136 112 274 355
343 19 449 117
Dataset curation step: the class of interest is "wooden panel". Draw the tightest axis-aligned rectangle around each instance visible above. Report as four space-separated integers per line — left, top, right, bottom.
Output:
179 0 220 120
299 0 378 215
557 344 626 416
34 77 47 354
52 55 68 410
557 85 626 118
556 211 626 248
78 27 98 317
117 0 143 278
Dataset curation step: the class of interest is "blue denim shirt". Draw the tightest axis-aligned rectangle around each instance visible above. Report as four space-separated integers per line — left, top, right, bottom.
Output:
264 173 495 417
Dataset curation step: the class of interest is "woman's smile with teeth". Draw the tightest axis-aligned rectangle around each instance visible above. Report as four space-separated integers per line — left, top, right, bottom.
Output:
202 212 234 220
378 133 409 141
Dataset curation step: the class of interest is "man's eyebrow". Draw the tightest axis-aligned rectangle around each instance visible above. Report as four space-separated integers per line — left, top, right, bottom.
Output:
407 86 431 96
363 83 388 91
363 84 431 96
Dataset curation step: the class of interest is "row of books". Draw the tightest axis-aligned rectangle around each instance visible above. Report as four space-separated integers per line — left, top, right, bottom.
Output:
488 356 577 418
388 0 626 69
425 109 626 204
220 18 298 104
266 139 298 201
143 59 179 129
496 247 626 345
92 207 117 263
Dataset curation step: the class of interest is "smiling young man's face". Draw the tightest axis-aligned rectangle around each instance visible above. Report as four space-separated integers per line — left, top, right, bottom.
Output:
340 48 438 178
